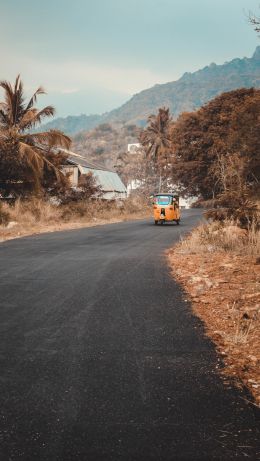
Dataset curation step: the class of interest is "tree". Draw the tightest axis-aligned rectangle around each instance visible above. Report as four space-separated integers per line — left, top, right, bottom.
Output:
169 88 260 225
139 107 172 192
59 173 102 205
115 149 145 187
0 75 71 196
140 107 171 161
249 8 260 34
169 88 260 200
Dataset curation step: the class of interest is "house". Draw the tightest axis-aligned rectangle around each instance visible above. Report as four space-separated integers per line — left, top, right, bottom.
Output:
61 151 127 200
127 143 141 153
179 196 198 209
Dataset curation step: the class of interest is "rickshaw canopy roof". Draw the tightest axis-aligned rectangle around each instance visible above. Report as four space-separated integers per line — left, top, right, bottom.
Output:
154 193 179 197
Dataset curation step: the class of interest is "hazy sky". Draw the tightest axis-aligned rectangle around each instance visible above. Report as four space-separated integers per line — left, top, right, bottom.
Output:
1 0 259 117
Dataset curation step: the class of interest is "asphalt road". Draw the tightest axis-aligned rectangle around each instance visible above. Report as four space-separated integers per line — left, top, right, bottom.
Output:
0 210 259 461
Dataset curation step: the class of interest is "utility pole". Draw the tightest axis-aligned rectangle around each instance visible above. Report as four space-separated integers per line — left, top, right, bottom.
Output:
158 172 162 193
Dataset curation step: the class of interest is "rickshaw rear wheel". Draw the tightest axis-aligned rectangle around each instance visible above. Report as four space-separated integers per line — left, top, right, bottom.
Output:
154 220 158 225
176 219 180 225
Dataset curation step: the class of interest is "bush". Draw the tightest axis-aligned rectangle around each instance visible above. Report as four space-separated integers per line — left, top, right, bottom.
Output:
8 198 62 225
60 202 89 221
0 201 10 226
179 219 260 257
94 147 105 155
56 173 102 205
204 178 260 228
98 123 113 132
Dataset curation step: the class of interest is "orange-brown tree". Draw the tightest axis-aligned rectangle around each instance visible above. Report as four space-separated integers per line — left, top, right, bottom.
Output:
169 88 260 224
169 88 260 199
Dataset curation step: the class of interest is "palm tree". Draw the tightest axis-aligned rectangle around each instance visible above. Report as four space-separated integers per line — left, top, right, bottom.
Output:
140 107 171 161
0 75 71 194
139 107 172 192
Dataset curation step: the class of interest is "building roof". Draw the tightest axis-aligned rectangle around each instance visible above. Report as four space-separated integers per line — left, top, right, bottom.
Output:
90 169 126 193
154 193 179 196
63 149 113 172
64 150 126 193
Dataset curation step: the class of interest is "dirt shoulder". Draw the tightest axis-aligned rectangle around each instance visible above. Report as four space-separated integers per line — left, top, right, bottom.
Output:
0 212 149 242
168 223 260 406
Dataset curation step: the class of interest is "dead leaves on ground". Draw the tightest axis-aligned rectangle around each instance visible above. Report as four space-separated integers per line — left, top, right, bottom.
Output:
168 248 260 406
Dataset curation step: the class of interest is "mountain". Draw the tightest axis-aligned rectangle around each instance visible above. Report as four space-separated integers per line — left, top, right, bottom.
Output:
42 46 260 134
105 46 260 125
72 122 140 170
41 114 102 135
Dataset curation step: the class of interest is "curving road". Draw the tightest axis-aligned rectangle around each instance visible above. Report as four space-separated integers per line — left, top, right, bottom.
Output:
0 210 259 460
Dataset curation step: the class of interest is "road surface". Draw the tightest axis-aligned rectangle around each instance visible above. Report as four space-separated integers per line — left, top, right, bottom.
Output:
0 210 259 460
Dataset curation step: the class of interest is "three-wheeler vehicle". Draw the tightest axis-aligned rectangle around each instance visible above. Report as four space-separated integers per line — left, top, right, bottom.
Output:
153 193 181 225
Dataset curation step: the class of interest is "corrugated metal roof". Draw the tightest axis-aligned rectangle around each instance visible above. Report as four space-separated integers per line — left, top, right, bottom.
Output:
62 149 113 171
81 167 126 193
63 150 126 193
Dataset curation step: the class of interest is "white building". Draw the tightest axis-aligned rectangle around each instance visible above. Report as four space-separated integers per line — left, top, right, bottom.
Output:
179 196 198 209
127 143 141 153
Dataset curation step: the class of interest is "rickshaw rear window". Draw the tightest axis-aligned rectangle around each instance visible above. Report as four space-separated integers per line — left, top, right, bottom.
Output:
155 195 171 205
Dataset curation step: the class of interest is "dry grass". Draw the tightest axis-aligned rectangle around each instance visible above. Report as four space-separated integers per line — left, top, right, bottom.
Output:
0 196 149 241
168 219 260 405
5 198 63 225
178 219 260 257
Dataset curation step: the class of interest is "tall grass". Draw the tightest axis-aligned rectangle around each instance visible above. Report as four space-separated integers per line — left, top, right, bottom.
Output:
0 196 149 238
0 201 10 225
8 198 63 225
178 219 260 257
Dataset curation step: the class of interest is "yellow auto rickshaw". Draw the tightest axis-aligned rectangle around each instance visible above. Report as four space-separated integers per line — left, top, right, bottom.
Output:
153 193 181 225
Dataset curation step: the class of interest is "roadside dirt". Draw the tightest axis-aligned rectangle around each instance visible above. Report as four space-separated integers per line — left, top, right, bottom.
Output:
0 212 149 242
168 246 260 406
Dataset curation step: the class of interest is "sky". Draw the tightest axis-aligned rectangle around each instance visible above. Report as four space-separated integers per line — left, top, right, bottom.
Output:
0 0 259 117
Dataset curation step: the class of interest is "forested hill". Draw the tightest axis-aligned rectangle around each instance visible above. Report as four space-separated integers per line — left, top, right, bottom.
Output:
40 114 102 135
42 46 260 133
105 46 260 125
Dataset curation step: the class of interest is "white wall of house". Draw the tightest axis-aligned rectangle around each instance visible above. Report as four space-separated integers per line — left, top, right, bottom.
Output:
179 196 198 208
127 179 143 196
127 143 141 153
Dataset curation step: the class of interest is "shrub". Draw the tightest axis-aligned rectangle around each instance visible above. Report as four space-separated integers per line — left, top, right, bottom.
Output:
179 219 260 257
7 198 62 225
0 201 10 226
57 173 102 205
98 123 113 132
